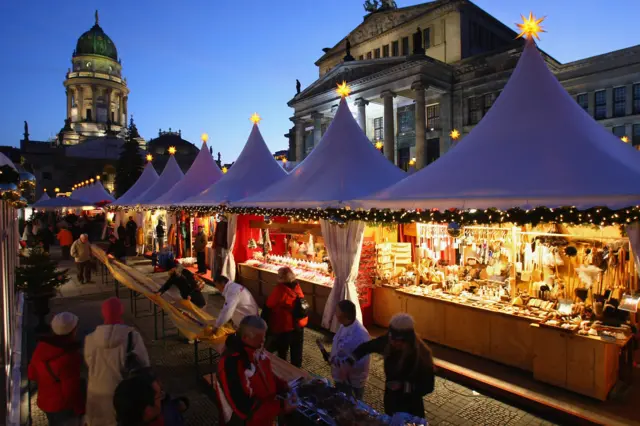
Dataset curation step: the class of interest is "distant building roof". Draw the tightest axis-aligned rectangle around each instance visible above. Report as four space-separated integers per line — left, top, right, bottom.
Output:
65 136 140 160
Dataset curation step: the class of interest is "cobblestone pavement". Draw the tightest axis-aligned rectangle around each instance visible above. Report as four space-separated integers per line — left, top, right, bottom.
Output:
25 267 558 426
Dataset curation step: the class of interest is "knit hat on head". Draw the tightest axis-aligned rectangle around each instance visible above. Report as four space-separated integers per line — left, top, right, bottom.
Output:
102 297 124 325
388 313 415 341
51 312 79 336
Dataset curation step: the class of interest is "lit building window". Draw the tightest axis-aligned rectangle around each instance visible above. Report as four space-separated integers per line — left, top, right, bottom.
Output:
383 45 390 57
633 124 640 147
374 118 383 141
613 87 626 117
576 93 588 111
633 84 640 115
594 90 607 120
426 104 440 130
392 40 399 56
468 97 481 125
401 37 409 55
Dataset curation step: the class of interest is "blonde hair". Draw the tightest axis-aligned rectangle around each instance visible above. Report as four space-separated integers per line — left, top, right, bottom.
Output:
277 266 296 284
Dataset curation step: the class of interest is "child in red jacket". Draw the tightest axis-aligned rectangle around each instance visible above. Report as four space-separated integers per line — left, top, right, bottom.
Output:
28 312 85 425
265 267 308 368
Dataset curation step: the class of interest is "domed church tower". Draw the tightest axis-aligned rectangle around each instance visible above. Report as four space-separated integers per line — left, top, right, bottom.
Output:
61 10 129 145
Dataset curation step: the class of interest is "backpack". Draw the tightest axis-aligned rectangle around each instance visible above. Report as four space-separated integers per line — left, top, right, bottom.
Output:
292 296 310 320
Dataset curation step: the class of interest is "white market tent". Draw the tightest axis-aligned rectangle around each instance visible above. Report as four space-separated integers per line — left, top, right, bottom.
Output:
151 141 223 206
182 124 287 206
233 95 406 332
35 192 50 203
233 96 406 209
72 182 115 204
33 196 89 209
354 38 640 211
112 162 159 207
130 155 184 206
0 153 17 171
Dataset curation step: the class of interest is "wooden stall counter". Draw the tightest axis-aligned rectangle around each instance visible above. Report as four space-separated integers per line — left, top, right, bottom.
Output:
531 324 629 401
237 263 331 328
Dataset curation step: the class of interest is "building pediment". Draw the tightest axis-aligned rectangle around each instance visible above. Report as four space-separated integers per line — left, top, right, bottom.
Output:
316 0 456 65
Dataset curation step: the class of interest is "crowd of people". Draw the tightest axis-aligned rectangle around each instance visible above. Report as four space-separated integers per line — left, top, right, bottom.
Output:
28 247 435 425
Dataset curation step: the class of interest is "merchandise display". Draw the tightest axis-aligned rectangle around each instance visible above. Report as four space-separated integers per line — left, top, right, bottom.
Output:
245 253 332 286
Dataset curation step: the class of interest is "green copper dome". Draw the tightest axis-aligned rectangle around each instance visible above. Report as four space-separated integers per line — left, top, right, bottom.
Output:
74 12 118 61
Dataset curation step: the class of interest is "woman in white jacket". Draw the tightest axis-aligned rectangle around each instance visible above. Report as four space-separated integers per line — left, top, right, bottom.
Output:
84 297 150 426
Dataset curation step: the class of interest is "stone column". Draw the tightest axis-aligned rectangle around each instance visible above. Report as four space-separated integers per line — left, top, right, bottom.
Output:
77 86 85 121
119 94 124 125
312 112 323 149
123 96 128 125
106 89 112 123
439 92 452 153
354 98 368 132
381 90 396 163
295 119 306 162
91 85 98 122
606 87 613 118
412 81 427 169
66 89 72 120
626 84 634 116
587 91 595 117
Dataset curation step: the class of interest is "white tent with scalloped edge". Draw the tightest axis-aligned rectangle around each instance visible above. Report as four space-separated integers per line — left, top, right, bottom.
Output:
232 96 405 209
130 155 184 206
151 141 223 206
112 162 160 206
353 38 640 211
182 125 287 206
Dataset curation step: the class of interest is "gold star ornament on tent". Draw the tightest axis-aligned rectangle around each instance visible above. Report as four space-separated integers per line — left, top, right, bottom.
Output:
336 81 351 98
146 154 153 162
450 129 461 140
621 136 629 143
516 12 546 41
250 113 261 125
168 146 177 155
201 133 209 143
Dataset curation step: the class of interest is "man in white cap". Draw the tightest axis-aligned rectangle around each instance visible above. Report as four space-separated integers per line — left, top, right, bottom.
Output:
28 312 85 423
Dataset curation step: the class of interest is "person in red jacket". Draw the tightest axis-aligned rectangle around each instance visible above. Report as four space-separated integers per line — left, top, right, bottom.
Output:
265 267 308 368
215 315 297 425
28 312 85 425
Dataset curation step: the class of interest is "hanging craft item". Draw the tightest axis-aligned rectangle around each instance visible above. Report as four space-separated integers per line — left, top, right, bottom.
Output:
307 233 316 256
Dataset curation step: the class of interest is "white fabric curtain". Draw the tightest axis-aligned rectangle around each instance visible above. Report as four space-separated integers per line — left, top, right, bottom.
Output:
221 214 238 282
113 212 122 239
320 220 365 332
626 224 640 278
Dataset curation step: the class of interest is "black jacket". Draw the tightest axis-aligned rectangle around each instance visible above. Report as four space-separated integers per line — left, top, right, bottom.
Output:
352 334 434 396
158 269 198 300
107 239 126 259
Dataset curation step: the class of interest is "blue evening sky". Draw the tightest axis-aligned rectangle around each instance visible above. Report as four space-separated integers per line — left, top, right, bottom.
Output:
0 0 637 162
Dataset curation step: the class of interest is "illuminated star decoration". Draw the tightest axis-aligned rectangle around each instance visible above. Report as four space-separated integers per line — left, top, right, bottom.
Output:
168 146 177 155
621 136 629 143
336 81 351 98
222 166 228 174
375 141 384 150
450 129 461 140
201 133 209 143
146 154 153 162
516 12 546 41
250 113 261 125
282 158 288 164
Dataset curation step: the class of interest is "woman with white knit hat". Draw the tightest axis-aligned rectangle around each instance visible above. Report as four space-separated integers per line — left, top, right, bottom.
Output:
345 313 434 417
28 312 85 425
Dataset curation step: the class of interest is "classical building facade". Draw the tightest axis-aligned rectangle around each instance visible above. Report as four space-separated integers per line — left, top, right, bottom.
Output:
288 0 640 170
19 12 199 198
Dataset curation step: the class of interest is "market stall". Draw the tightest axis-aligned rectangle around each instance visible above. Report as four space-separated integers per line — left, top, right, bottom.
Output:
349 28 640 400
232 92 405 331
179 116 288 280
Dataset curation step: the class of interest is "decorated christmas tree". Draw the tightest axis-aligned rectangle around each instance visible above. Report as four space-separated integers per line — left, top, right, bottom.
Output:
16 246 70 296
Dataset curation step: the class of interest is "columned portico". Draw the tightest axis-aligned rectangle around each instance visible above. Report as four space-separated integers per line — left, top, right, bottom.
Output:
381 90 396 162
91 85 98 122
78 86 85 121
412 81 427 169
355 98 368 131
66 89 72 119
